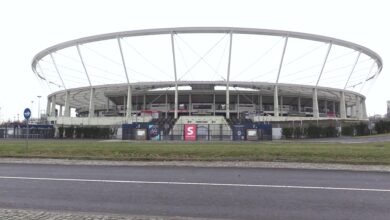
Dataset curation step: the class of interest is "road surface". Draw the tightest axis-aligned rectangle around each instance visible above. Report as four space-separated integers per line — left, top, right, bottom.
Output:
0 163 390 220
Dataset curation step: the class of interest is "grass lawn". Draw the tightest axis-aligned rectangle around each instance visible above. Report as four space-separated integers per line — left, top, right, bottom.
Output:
1 139 390 165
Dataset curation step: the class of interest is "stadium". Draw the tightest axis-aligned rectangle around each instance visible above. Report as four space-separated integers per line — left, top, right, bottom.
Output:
31 27 383 140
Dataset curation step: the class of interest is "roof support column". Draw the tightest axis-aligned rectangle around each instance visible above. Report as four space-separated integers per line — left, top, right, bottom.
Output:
362 98 367 119
316 43 332 87
333 101 336 115
117 38 132 123
51 95 56 117
126 85 132 120
226 31 233 119
324 100 328 114
351 105 357 118
280 96 283 116
89 88 95 117
50 53 66 90
313 43 332 119
170 33 179 119
64 90 70 117
50 53 66 118
213 92 215 116
189 93 192 116
274 87 279 117
274 36 288 117
143 94 146 111
298 96 301 113
46 97 51 117
344 52 361 90
356 95 363 120
340 91 346 119
174 88 178 119
313 88 319 118
59 106 63 117
237 93 240 118
76 44 95 118
165 93 168 119
259 93 263 111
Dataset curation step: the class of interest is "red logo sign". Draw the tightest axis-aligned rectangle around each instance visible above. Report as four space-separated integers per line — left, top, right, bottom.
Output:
184 124 197 141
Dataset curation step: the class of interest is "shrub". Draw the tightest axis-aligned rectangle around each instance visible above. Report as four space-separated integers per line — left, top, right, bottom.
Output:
282 127 293 139
341 126 354 136
58 126 64 138
307 125 321 138
64 126 74 138
293 126 304 139
374 120 390 134
355 122 369 136
324 125 338 137
75 126 83 138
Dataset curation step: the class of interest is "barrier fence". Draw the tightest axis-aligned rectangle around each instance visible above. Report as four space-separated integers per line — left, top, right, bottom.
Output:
0 125 54 139
122 123 272 141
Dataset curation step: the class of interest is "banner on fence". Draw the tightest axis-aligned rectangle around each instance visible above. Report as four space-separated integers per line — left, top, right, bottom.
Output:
184 124 197 141
148 124 160 140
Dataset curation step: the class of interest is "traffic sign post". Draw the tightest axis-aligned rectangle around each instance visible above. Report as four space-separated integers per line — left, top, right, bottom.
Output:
24 108 31 154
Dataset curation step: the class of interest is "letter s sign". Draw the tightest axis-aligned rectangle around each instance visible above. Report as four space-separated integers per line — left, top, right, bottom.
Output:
187 127 194 135
184 124 197 141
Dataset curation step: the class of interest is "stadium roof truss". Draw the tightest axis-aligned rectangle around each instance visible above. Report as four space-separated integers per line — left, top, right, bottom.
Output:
31 27 382 121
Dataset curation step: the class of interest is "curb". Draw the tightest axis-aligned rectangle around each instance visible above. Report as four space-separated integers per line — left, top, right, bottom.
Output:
0 208 216 220
1 158 390 172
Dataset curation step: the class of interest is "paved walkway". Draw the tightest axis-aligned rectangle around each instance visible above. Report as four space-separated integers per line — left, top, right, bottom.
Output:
0 208 205 220
294 134 390 144
1 158 390 172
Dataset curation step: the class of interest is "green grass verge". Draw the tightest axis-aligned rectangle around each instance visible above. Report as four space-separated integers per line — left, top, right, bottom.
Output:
1 139 390 165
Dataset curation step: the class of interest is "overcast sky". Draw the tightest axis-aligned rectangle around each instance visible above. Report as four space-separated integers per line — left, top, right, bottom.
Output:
0 0 388 122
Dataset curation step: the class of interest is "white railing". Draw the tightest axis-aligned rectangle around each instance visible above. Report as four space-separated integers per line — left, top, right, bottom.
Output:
252 116 366 122
48 115 152 126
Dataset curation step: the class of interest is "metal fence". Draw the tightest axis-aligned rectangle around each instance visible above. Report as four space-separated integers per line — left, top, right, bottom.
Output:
0 125 54 139
122 123 272 141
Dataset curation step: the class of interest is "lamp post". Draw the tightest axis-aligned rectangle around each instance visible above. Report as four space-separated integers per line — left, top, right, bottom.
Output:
37 95 42 119
31 101 34 120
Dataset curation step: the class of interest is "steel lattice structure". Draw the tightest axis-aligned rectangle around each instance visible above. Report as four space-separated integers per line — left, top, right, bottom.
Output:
31 27 383 125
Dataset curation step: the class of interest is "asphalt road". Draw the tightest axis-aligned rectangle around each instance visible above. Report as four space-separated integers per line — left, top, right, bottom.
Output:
1 164 390 220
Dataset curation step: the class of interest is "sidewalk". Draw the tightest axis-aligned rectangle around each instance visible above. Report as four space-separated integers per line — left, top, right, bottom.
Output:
1 158 390 172
0 208 208 220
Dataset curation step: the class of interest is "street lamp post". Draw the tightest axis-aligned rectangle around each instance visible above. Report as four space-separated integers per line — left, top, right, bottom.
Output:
31 101 34 116
37 95 42 120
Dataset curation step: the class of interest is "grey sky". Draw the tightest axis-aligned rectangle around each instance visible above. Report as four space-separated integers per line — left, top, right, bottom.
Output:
0 0 388 122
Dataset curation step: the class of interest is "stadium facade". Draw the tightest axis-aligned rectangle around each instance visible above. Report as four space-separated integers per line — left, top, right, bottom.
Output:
31 27 383 140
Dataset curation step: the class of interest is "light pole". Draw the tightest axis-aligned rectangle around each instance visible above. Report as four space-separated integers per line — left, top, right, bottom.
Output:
37 95 42 119
31 100 34 112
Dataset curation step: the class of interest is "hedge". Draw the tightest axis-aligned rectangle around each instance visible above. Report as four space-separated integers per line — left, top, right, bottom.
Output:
281 123 372 139
58 126 111 139
282 125 338 139
374 120 390 134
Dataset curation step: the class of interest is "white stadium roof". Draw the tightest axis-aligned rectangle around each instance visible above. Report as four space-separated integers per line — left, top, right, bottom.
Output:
32 27 382 95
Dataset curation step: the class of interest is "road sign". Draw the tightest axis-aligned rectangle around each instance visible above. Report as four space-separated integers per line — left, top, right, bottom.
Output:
24 108 31 120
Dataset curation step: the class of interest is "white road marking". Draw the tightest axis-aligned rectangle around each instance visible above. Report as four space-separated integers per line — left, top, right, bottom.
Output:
0 176 389 193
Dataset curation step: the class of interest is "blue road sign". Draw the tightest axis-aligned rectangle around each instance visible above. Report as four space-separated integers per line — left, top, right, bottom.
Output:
24 108 31 120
